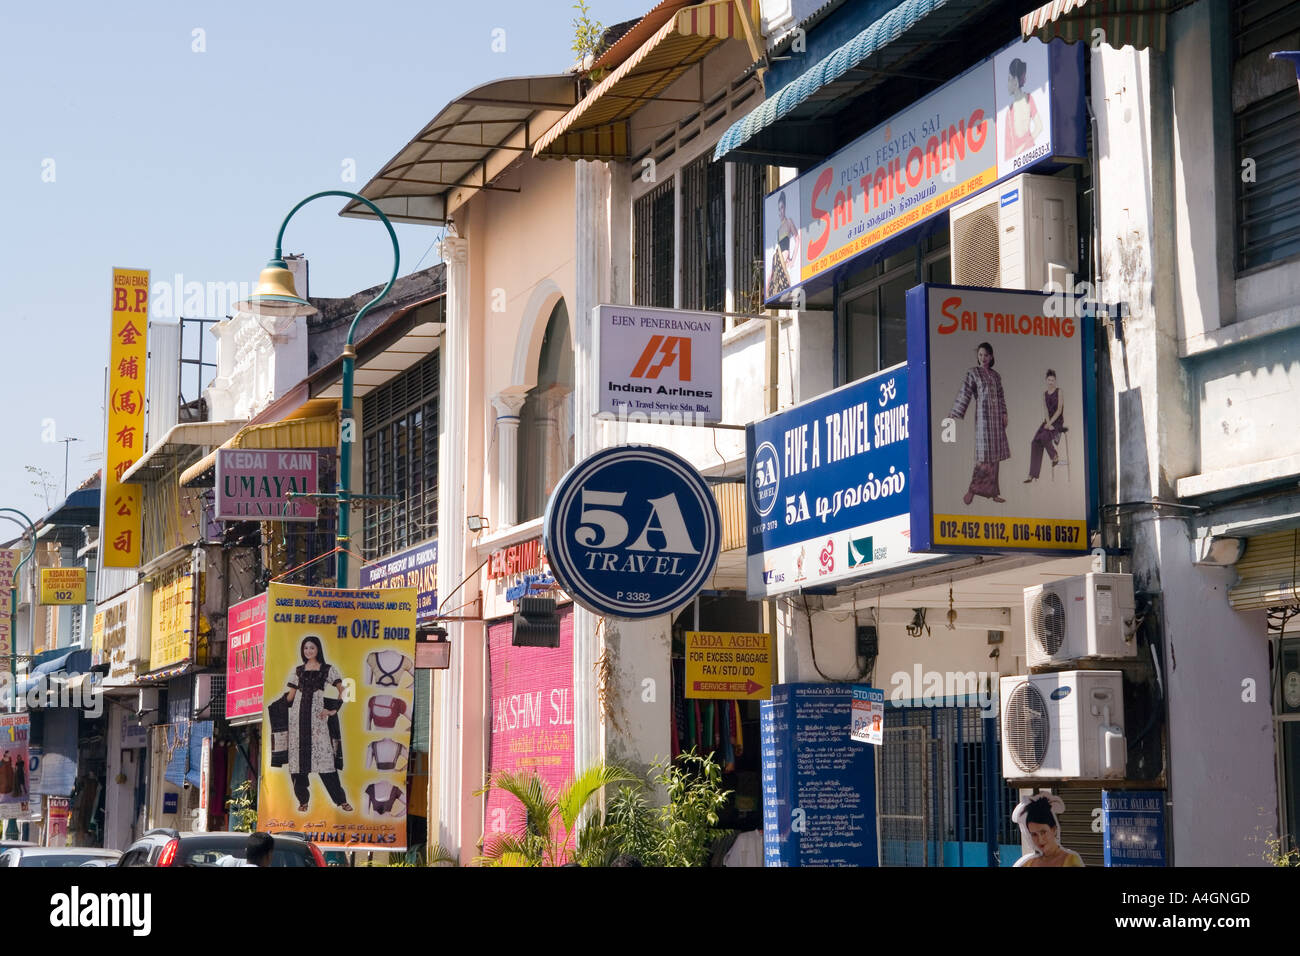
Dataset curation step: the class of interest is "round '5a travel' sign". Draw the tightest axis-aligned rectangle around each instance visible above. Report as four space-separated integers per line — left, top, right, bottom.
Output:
543 445 721 620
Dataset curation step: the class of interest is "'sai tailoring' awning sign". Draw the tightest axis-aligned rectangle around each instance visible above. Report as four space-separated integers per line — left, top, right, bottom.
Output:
745 363 936 599
544 445 720 619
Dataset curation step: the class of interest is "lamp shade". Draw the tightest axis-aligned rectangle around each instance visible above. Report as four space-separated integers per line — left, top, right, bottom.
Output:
234 258 317 317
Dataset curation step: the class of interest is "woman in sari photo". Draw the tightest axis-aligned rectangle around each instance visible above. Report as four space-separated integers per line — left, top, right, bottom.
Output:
948 341 1010 505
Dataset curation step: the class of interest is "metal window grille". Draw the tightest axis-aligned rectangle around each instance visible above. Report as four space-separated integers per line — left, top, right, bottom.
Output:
362 354 440 559
634 177 675 307
681 155 726 312
1233 0 1300 272
732 162 768 318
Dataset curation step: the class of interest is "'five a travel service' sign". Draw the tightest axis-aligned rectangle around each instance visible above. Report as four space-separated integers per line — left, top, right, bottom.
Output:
596 304 723 424
744 364 935 599
215 449 319 522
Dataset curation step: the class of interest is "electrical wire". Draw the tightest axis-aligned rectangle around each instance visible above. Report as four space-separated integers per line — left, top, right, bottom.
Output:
801 590 870 683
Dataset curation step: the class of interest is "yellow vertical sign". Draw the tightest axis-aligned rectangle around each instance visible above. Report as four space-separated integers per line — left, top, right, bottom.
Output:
104 268 148 568
0 548 19 662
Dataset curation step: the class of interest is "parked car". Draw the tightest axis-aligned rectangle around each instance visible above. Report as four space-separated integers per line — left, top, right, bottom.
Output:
0 847 122 867
118 829 326 867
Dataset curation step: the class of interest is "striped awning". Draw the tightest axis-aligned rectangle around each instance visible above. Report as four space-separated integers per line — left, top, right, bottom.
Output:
534 0 762 161
179 410 339 488
1019 0 1184 52
1228 528 1300 611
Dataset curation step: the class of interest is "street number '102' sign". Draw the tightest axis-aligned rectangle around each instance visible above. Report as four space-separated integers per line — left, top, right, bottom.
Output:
544 445 721 619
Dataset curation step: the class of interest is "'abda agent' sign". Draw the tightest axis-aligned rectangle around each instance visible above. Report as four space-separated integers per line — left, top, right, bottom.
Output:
745 364 934 599
360 539 439 623
762 36 1083 304
215 449 318 521
544 445 720 619
596 304 723 424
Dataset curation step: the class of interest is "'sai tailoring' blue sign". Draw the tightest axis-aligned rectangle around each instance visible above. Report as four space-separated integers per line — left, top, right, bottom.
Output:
544 445 720 620
745 363 936 598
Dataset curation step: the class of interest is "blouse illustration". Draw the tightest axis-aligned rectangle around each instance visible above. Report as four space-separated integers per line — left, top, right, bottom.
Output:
366 650 413 689
366 695 409 731
364 782 406 816
365 739 408 772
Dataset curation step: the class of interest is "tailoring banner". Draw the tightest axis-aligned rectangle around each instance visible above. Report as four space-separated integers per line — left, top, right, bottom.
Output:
763 37 1083 305
104 267 149 567
0 715 31 816
0 548 20 662
40 567 86 606
257 583 417 851
225 593 267 722
905 283 1095 554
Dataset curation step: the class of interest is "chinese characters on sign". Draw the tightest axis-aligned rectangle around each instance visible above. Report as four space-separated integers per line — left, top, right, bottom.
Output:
0 549 20 662
104 267 149 567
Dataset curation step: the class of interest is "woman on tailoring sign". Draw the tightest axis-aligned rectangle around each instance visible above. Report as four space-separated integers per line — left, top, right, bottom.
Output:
948 341 1011 505
269 635 354 814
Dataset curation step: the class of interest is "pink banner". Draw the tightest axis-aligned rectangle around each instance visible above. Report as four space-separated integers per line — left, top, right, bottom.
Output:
225 593 266 721
485 607 574 853
215 449 318 522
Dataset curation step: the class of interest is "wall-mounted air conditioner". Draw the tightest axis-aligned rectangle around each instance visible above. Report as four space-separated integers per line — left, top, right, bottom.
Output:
1000 670 1126 780
1024 572 1137 670
949 172 1078 291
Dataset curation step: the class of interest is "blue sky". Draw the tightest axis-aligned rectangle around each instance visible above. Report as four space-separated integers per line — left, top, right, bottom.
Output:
0 0 650 522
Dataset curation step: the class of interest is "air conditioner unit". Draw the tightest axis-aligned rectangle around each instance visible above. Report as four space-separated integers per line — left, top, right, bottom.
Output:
1024 572 1137 669
949 172 1078 291
1000 670 1126 780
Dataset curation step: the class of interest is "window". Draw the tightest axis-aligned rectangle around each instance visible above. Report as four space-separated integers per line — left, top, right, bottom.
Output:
362 354 439 559
842 230 949 383
1233 2 1300 273
517 301 575 523
634 178 675 307
681 154 726 312
732 161 768 317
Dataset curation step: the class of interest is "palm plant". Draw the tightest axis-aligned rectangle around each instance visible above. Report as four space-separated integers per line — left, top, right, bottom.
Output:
475 764 637 866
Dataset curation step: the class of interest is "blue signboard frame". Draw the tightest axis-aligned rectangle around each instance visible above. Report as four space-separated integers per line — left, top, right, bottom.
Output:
544 445 720 620
905 283 1099 555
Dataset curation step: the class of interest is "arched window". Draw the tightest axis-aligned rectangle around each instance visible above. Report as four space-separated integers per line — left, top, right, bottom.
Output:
517 300 574 522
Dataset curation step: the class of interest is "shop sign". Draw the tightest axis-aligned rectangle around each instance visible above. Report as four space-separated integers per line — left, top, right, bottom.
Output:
414 641 451 670
0 714 31 815
215 449 319 521
39 567 86 606
257 583 417 851
488 537 543 580
485 610 575 853
685 631 772 701
196 736 211 833
104 267 148 567
225 593 267 722
1102 790 1166 867
45 795 70 847
905 284 1095 554
760 684 877 866
544 445 720 620
93 584 147 682
150 564 197 670
595 304 723 424
850 686 884 745
360 539 438 623
763 37 1083 304
0 549 20 662
745 363 934 598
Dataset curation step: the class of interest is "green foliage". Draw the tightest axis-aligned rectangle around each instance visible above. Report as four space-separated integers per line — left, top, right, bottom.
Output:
603 749 733 867
1262 834 1300 867
572 0 606 72
225 780 257 834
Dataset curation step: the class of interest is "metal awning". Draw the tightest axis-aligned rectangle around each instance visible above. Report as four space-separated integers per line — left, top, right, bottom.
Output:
714 0 991 165
534 0 763 161
118 421 244 484
340 74 581 226
311 311 444 401
39 487 100 528
1228 528 1300 611
1019 0 1184 51
179 409 340 489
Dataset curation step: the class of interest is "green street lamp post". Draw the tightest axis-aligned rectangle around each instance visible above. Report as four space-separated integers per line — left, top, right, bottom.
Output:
236 191 400 587
0 508 37 706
